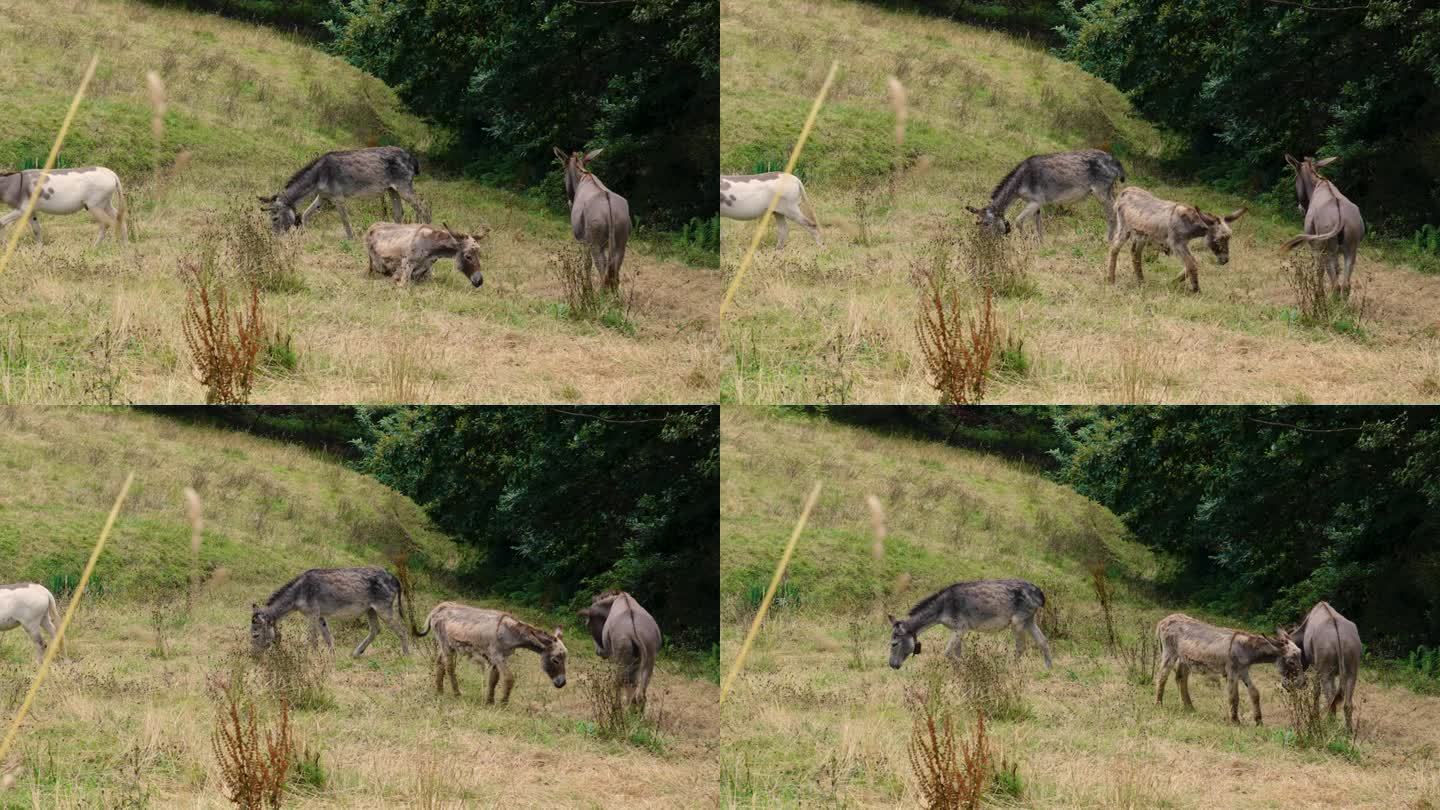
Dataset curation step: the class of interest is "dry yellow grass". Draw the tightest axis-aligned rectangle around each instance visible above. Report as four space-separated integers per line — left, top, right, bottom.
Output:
719 0 1440 404
720 408 1440 807
0 0 720 405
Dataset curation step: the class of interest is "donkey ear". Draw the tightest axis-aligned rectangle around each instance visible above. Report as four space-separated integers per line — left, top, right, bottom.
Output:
552 146 567 162
965 205 981 214
1275 627 1291 641
1223 207 1247 224
886 613 899 626
913 641 922 655
1284 154 1300 169
553 627 564 640
251 602 260 612
1314 156 1339 168
584 148 604 163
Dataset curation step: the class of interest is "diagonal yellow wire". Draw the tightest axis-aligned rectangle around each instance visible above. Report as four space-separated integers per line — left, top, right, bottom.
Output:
0 471 132 766
720 481 822 704
719 60 839 319
0 55 99 276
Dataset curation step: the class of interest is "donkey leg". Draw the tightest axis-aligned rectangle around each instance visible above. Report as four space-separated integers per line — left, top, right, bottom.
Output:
1323 672 1340 716
1105 239 1123 284
1026 618 1053 669
26 626 48 663
1240 670 1263 726
394 184 429 224
299 195 326 227
484 664 500 704
378 604 410 655
448 652 461 696
319 618 336 655
29 215 42 246
434 648 448 694
1130 241 1144 284
90 205 119 247
1341 677 1356 733
388 189 404 223
333 200 356 240
1176 664 1195 710
1340 247 1357 299
773 215 789 250
1155 649 1176 704
1225 670 1242 723
353 609 381 657
944 630 964 662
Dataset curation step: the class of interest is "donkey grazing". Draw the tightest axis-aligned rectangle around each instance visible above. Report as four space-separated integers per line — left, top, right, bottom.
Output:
364 222 489 288
887 579 1052 670
1282 155 1365 298
418 602 567 703
1155 613 1304 725
578 590 661 710
966 149 1125 240
1288 601 1361 732
259 146 429 240
0 167 128 246
251 567 417 657
1107 186 1246 293
553 147 630 292
720 172 821 249
0 583 62 663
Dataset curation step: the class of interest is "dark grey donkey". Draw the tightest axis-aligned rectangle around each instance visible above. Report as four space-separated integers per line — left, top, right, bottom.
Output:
1281 155 1365 298
966 149 1125 240
1155 613 1305 726
1287 601 1361 732
259 146 430 240
578 590 662 710
887 579 1052 670
251 566 419 657
553 147 631 292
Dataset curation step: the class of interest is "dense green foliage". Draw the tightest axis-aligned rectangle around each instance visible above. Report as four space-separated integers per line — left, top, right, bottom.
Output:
355 406 719 648
139 0 338 35
1060 0 1440 235
1052 406 1440 655
326 0 718 231
856 0 1076 42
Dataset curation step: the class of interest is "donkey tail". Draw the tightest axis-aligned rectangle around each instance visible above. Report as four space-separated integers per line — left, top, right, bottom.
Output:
48 590 65 657
794 175 821 231
1282 221 1341 252
407 151 421 177
398 579 427 637
114 173 130 244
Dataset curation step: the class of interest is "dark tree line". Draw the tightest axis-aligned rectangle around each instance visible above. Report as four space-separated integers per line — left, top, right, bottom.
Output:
354 406 719 649
1061 0 1440 236
1052 406 1440 655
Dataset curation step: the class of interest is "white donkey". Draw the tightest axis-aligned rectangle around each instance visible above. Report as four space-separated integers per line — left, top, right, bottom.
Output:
0 167 128 246
721 172 821 249
1 583 63 662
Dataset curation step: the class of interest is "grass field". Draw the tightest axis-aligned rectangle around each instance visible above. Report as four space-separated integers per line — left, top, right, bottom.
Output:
719 0 1440 404
719 407 1440 807
0 408 718 807
0 0 720 405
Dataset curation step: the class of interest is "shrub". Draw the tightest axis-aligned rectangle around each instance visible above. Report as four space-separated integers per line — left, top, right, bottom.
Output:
180 260 265 405
906 686 992 810
914 254 997 405
210 676 294 810
1115 622 1159 686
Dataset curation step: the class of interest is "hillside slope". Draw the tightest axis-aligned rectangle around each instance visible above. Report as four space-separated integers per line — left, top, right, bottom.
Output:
0 409 717 807
0 0 719 404
720 408 1440 807
719 0 1440 404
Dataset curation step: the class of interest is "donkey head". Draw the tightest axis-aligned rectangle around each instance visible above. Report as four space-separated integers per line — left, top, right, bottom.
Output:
886 614 922 669
1271 628 1306 690
552 147 604 204
539 628 568 688
250 603 279 654
1199 208 1247 265
258 195 299 233
1284 155 1338 214
578 590 622 656
443 223 488 288
965 205 1011 235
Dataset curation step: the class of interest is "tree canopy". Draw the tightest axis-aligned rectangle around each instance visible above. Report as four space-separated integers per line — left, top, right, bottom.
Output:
1052 406 1440 654
354 406 719 649
1060 0 1440 236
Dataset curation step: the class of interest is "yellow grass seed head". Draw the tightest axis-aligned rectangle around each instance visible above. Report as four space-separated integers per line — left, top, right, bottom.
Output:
146 70 167 139
184 486 202 551
866 494 887 559
887 76 907 145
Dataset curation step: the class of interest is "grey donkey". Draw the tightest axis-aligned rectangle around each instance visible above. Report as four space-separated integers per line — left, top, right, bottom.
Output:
578 590 661 710
1287 601 1361 732
1155 613 1305 726
251 566 419 657
1281 154 1365 298
887 579 1052 670
967 149 1125 240
260 146 430 240
553 147 631 292
1107 186 1246 293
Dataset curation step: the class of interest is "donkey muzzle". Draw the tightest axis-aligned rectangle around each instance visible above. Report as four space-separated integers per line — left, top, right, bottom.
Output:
552 675 567 688
469 272 484 288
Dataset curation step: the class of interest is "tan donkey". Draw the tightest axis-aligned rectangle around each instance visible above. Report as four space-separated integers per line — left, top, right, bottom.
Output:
1155 613 1305 725
419 602 568 704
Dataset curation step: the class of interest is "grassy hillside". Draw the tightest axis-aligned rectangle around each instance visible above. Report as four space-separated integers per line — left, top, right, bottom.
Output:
719 0 1440 404
0 409 717 807
720 408 1440 807
0 0 719 405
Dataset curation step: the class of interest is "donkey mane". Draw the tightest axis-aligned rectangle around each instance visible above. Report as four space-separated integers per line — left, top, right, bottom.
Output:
989 163 1023 201
504 615 554 651
263 571 309 607
906 584 955 618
